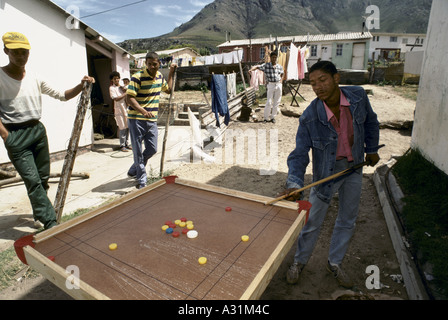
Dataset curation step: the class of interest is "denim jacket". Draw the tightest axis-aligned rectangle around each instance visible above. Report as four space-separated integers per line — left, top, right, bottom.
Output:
286 86 380 203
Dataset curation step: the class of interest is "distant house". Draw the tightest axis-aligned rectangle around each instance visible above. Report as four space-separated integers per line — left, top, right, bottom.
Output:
134 47 203 68
217 32 373 70
370 32 427 61
0 0 134 164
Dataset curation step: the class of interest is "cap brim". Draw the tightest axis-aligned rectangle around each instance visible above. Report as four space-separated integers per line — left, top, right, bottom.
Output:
5 43 31 50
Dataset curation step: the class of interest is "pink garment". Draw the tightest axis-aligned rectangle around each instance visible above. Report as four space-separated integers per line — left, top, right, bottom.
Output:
323 91 354 161
249 69 265 90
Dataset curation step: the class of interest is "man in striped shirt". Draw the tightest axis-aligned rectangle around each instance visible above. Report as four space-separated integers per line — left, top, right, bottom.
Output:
126 52 176 189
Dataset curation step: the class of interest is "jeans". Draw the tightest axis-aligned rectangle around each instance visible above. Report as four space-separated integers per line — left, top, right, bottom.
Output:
265 82 282 121
119 128 130 148
293 158 362 266
4 121 57 229
127 119 158 186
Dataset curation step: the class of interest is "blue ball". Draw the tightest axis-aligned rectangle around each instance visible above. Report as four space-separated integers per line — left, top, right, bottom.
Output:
166 228 174 234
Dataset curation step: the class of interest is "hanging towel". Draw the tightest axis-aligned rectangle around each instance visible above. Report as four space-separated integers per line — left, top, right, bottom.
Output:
287 43 299 81
226 73 237 99
211 74 230 127
223 52 234 64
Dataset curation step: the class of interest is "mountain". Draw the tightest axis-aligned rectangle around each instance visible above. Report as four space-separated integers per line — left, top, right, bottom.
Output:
118 0 433 53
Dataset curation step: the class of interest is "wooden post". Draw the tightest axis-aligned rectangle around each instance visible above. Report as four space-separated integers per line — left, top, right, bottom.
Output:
159 70 177 178
54 82 92 222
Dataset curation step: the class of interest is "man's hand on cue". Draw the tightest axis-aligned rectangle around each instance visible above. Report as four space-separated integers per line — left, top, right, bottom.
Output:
277 188 303 202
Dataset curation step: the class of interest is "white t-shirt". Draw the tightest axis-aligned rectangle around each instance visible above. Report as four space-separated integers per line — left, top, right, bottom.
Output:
0 68 66 124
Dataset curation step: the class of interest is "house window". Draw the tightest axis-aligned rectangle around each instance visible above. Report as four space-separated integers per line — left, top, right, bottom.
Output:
390 36 398 42
310 45 317 57
336 44 343 56
373 36 380 41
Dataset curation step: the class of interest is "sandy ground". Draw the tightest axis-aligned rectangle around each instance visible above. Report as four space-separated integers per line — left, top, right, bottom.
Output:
0 83 416 300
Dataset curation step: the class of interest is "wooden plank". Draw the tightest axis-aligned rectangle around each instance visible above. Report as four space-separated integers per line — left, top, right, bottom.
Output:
55 82 93 222
23 246 110 300
175 177 298 211
240 209 307 300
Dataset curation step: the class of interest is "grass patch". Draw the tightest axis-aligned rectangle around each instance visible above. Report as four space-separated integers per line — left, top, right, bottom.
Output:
392 149 448 298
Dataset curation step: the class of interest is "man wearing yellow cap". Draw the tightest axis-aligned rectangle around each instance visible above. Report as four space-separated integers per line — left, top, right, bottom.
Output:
0 32 95 229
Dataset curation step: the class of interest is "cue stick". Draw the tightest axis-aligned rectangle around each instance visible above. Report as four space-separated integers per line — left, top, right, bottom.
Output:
159 68 177 178
265 161 370 206
55 81 93 222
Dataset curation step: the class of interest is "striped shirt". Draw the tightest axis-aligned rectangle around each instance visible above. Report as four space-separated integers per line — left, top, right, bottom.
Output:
126 69 169 121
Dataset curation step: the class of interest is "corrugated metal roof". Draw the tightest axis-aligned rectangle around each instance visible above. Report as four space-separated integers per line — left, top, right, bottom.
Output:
218 32 372 47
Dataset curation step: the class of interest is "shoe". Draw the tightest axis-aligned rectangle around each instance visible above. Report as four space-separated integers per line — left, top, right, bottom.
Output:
263 120 268 123
120 147 129 152
326 261 354 288
286 262 305 284
126 145 132 150
271 118 276 123
136 183 146 190
34 220 44 229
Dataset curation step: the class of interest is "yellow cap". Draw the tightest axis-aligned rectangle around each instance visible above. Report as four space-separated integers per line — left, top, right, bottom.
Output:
2 32 31 50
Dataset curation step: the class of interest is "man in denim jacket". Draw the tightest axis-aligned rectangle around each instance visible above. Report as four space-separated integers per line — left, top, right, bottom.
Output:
284 61 380 288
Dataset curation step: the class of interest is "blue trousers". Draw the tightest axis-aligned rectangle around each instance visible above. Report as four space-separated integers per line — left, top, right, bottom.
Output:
294 158 363 266
127 119 158 186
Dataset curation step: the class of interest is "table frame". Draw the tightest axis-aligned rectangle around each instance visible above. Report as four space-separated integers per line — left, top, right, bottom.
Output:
15 176 309 300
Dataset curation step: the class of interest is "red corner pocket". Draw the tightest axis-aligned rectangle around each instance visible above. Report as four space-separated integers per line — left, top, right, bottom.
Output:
163 175 178 184
14 234 35 265
297 200 312 224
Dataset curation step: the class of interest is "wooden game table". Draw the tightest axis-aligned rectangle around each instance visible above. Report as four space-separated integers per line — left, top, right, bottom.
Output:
14 176 310 300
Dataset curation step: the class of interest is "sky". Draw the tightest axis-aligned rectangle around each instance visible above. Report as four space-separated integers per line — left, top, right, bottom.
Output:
51 0 214 43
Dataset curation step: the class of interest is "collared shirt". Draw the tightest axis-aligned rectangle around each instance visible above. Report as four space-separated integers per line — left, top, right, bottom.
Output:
258 63 284 83
323 90 354 161
126 69 169 122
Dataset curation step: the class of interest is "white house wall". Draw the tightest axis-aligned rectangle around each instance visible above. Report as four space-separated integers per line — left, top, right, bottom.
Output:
411 0 448 174
0 0 93 164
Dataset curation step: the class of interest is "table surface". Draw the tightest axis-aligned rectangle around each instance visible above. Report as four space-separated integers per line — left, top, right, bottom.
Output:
30 179 304 300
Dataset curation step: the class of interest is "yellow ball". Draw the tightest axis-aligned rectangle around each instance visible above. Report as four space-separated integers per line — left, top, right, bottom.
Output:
187 224 194 230
162 225 169 231
241 235 249 242
198 257 207 265
109 243 118 250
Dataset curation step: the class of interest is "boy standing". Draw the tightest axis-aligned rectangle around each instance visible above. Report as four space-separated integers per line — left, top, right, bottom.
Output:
126 52 176 189
250 51 284 123
109 71 131 151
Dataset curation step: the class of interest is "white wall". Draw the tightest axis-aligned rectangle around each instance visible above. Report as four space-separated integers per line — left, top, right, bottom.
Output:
411 0 448 175
0 0 93 164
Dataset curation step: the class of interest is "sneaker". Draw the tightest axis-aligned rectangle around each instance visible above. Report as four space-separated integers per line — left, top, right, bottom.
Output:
286 262 305 284
120 146 129 152
126 145 132 150
271 118 276 123
326 261 354 288
34 220 44 229
127 172 137 179
136 183 146 190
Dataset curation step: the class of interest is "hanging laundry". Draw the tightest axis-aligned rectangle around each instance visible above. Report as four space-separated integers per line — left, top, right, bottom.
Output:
249 69 265 91
223 52 234 64
214 54 223 64
287 43 299 80
210 74 230 128
226 73 237 99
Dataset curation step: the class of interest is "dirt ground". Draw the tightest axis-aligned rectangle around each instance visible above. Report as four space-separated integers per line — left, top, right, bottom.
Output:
0 83 416 300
